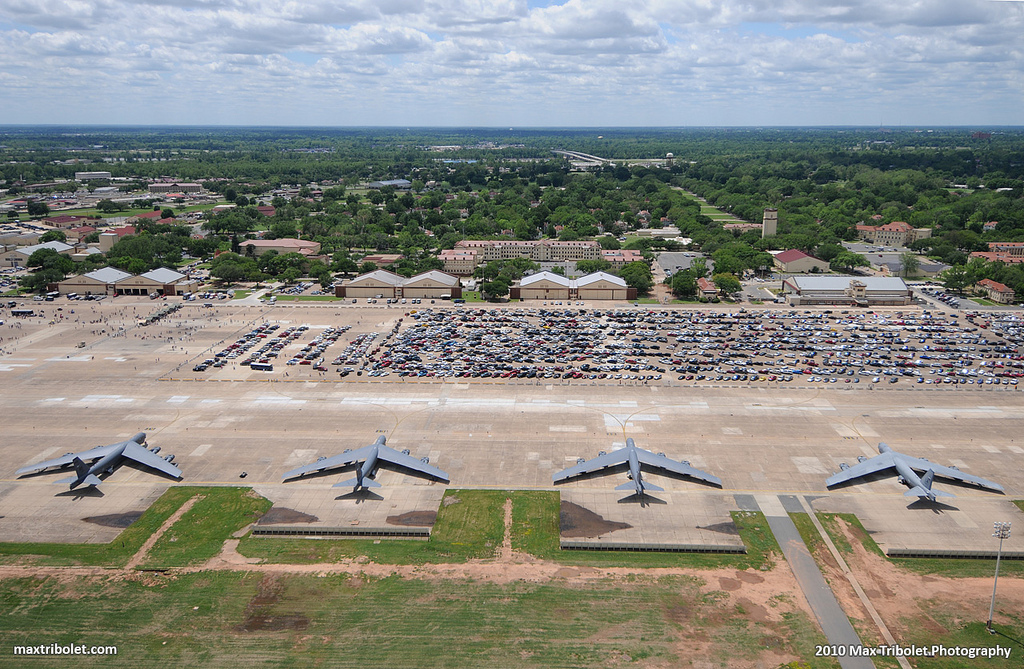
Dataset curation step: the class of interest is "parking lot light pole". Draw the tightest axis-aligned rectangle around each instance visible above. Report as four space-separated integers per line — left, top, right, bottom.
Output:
987 521 1011 634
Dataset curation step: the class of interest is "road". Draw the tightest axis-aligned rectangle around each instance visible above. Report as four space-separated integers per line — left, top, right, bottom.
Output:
749 494 876 669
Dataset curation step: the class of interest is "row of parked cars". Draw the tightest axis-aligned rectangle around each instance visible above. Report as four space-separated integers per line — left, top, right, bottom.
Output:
335 306 1023 388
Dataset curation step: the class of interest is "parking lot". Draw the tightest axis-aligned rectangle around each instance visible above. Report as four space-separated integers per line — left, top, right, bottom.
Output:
165 304 1024 389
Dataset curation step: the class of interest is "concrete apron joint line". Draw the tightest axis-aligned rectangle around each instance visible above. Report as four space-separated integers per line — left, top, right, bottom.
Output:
753 494 875 669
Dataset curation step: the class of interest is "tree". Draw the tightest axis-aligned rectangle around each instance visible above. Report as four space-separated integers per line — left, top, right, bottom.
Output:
815 243 844 262
830 251 869 273
224 188 237 202
898 252 920 278
27 248 74 277
710 249 744 276
482 277 510 300
359 261 378 274
160 208 175 220
26 201 50 217
575 259 612 274
96 199 124 213
940 265 969 294
670 269 697 298
689 257 709 279
39 230 67 243
618 261 653 294
332 255 358 275
712 272 742 296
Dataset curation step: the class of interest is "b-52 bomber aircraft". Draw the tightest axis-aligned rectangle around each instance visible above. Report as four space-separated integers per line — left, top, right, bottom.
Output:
15 432 181 490
826 442 1004 501
282 435 449 492
552 438 722 498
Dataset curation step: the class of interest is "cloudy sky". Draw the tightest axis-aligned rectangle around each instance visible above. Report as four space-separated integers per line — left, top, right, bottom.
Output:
1 0 1022 127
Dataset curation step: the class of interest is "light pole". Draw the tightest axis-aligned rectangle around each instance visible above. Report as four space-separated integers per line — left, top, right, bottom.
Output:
987 521 1011 634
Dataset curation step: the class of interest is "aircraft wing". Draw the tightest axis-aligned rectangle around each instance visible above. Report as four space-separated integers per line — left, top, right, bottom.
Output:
377 446 449 482
123 443 182 479
635 450 722 486
825 452 896 488
15 444 117 475
897 455 1004 492
281 445 375 480
553 449 631 483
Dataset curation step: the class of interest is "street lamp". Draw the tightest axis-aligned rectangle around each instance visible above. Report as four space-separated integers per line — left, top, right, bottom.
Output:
987 521 1011 634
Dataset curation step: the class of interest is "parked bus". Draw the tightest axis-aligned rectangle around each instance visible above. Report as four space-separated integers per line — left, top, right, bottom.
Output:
250 362 274 372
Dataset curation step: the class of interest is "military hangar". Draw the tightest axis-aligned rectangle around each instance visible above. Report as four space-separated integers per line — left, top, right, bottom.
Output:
335 269 462 300
511 271 635 301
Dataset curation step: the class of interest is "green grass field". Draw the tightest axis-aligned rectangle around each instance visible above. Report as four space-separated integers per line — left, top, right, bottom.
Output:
238 490 506 565
0 487 196 567
0 570 839 669
239 492 781 571
139 488 272 569
0 488 269 569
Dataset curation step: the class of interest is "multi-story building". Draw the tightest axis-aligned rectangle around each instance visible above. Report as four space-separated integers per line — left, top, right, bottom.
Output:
438 249 480 275
977 279 1015 304
148 182 204 194
855 221 932 247
971 242 1024 264
454 239 601 263
238 239 321 256
601 249 644 269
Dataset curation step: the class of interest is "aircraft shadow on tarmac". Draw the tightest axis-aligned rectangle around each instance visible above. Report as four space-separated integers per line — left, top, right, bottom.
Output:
56 487 105 499
335 489 385 503
905 498 960 513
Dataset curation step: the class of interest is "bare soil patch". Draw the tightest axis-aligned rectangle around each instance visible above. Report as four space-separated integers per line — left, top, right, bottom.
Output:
236 574 310 632
559 501 631 538
256 507 318 525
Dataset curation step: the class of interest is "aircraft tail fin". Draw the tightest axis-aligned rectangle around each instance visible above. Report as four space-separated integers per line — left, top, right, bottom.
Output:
615 481 636 491
641 481 664 492
921 469 936 489
60 474 102 488
334 477 382 489
57 458 98 486
72 457 90 479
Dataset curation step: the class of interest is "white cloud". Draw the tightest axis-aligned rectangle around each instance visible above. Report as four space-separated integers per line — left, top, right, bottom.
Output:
0 0 1020 125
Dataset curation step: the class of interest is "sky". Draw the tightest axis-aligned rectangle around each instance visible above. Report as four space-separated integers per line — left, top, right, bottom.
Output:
1 0 1022 127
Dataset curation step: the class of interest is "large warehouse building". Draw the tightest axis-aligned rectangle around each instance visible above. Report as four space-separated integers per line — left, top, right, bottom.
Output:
510 271 634 301
782 276 912 306
54 267 200 296
335 270 461 300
